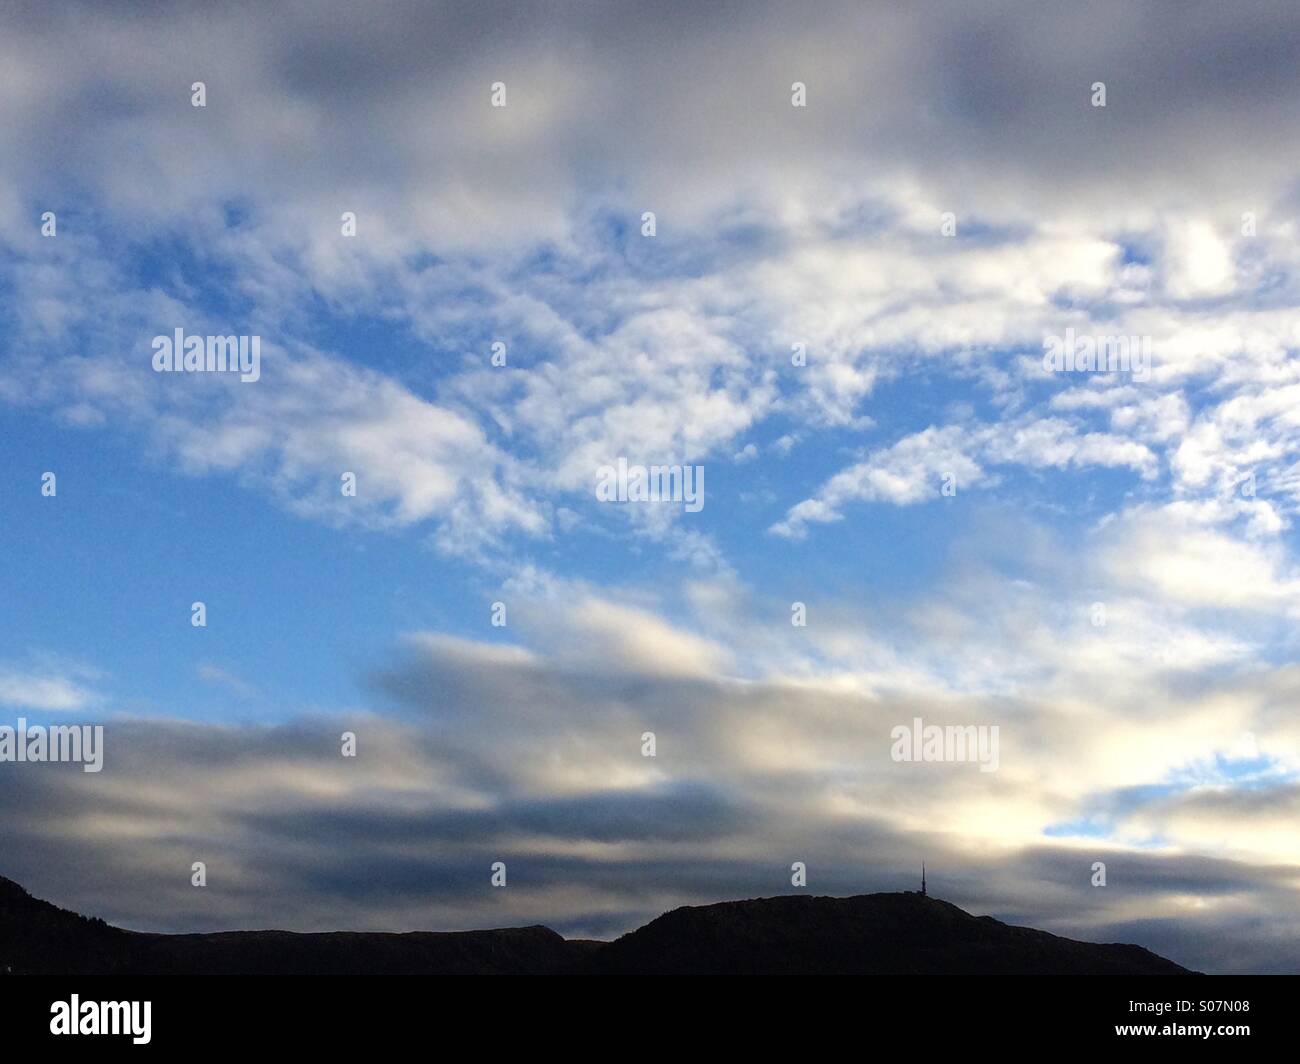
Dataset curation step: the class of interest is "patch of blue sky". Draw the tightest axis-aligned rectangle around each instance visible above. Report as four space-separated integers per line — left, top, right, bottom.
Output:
0 407 483 725
1044 755 1296 841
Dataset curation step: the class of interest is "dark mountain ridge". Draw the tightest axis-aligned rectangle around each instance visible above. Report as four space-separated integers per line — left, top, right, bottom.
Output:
0 874 1193 975
583 892 1192 974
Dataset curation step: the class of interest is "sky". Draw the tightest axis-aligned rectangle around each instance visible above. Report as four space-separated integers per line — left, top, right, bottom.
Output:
2 0 1300 973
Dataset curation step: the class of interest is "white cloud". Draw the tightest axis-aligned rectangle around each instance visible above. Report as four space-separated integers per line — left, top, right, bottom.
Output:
0 668 97 712
1163 220 1235 300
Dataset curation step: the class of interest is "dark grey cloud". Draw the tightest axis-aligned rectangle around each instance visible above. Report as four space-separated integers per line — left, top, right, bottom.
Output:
2 673 1297 968
238 780 756 848
6 0 1300 241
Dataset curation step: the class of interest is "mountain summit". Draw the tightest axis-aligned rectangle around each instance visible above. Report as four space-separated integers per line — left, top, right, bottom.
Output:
583 892 1192 974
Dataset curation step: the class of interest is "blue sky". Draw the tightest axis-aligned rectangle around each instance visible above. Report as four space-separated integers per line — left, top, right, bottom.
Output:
3 0 1300 973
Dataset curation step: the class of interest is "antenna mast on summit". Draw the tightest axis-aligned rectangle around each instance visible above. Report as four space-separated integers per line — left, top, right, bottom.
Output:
921 861 926 897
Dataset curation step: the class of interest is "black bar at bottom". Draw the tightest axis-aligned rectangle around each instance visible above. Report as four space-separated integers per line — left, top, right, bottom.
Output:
1 973 1289 1051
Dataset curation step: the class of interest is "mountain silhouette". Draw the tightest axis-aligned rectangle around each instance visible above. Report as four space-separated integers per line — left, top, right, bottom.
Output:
0 874 1192 975
581 892 1192 974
